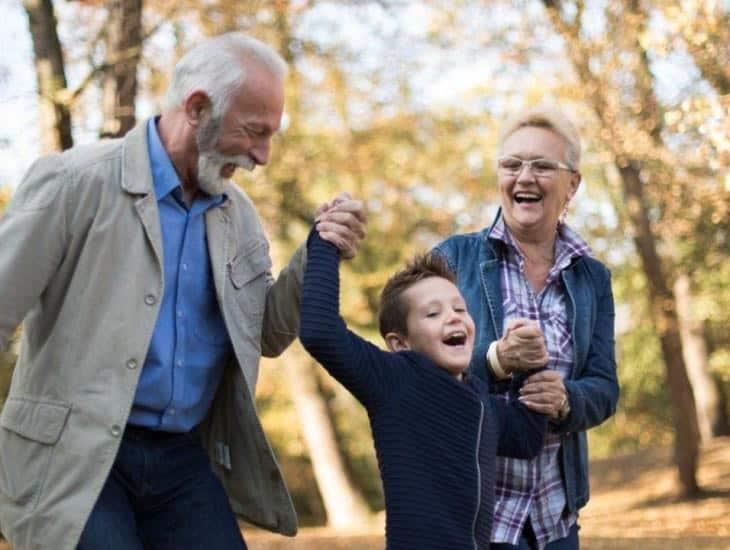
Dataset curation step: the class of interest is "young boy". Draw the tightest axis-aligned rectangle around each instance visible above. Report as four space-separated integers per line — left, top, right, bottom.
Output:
299 229 547 550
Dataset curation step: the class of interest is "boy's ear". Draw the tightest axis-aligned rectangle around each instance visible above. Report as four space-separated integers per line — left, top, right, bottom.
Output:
385 332 410 352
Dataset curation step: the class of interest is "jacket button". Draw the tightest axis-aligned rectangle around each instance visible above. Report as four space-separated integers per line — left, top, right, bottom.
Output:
110 425 122 437
126 359 138 370
144 294 156 306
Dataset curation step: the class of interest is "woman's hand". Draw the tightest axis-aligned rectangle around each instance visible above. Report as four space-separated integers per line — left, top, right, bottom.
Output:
519 370 568 420
497 318 549 373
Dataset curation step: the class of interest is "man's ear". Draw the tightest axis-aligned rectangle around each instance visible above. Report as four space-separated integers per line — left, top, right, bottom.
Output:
184 91 212 127
385 332 410 352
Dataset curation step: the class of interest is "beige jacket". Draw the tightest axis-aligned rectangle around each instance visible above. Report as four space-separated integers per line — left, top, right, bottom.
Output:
0 122 304 549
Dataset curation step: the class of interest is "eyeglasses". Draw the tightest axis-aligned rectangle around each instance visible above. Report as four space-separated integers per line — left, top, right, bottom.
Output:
497 156 575 177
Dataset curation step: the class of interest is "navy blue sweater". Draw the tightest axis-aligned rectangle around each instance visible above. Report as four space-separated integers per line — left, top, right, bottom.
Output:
299 232 546 549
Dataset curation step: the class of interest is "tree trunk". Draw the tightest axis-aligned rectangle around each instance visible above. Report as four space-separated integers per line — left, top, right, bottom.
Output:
542 0 702 496
23 0 73 152
265 4 372 526
674 273 725 440
283 346 371 528
100 0 143 138
618 163 700 495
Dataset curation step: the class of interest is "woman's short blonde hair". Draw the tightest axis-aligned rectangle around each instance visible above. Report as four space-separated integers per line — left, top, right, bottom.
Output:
498 105 581 169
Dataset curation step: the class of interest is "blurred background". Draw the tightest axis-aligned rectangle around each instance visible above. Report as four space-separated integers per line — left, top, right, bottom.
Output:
0 0 728 547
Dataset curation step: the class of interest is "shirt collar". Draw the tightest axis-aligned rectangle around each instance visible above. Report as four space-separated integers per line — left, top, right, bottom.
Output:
488 211 591 266
147 117 181 201
146 118 227 208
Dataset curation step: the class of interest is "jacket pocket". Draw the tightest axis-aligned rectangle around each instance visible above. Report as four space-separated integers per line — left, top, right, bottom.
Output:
228 244 271 324
0 397 71 506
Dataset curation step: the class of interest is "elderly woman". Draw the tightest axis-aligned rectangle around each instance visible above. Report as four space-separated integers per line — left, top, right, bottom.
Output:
435 105 619 549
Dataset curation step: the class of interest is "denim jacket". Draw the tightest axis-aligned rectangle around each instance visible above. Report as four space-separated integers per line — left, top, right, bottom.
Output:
435 212 619 513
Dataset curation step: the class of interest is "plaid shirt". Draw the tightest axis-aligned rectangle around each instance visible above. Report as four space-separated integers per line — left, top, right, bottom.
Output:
489 216 591 549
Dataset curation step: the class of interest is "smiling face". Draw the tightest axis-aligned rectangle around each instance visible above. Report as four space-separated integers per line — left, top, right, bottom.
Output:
195 60 284 195
386 276 476 380
498 126 581 240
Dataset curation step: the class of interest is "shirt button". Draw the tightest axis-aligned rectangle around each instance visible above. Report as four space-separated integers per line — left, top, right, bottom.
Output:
169 408 176 416
126 359 138 370
110 425 122 437
144 294 156 306
177 310 183 318
182 263 188 271
176 360 183 367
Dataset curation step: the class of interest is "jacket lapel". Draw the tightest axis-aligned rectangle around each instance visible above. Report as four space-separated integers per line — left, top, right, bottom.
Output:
122 121 164 272
205 203 231 307
561 261 591 377
480 256 503 341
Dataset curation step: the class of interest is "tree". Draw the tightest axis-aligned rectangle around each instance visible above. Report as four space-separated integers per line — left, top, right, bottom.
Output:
540 0 729 496
100 0 144 138
662 1 730 94
23 0 73 152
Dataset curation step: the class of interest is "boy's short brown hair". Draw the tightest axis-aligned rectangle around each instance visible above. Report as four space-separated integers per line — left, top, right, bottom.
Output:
378 253 456 338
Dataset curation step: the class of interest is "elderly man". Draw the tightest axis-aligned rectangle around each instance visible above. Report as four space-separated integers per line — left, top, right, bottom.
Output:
0 32 365 549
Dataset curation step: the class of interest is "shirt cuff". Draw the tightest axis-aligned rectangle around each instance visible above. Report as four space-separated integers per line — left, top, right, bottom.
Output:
487 340 511 380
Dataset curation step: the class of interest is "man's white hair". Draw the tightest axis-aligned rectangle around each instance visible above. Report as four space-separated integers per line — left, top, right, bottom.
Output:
165 32 287 118
498 104 581 169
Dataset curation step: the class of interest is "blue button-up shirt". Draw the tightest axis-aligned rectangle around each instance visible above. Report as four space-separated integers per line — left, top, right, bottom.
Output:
128 118 230 432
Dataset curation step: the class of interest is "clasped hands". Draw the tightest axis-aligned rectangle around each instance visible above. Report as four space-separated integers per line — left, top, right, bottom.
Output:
498 318 568 421
314 192 367 259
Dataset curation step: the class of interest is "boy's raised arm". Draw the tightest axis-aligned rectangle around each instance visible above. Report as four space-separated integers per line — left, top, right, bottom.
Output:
299 229 397 409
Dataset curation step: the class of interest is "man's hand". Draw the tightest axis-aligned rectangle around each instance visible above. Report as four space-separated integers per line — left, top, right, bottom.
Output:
315 192 367 260
519 370 567 420
497 318 549 373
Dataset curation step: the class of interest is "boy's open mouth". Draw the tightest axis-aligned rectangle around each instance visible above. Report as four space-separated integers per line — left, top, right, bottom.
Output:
443 331 467 346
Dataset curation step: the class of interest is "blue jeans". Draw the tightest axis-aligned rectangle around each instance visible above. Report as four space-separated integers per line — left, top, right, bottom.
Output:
491 520 579 550
78 425 246 550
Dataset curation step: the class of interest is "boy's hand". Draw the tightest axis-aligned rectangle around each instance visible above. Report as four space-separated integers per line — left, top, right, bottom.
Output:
518 370 568 420
315 192 367 259
497 319 548 373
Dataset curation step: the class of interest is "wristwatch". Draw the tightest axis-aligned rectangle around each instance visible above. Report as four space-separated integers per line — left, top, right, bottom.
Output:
557 394 571 421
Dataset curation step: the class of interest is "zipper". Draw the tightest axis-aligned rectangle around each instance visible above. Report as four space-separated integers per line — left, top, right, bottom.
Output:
471 400 485 549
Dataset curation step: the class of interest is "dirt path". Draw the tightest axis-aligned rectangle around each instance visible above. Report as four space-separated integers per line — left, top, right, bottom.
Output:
244 438 730 549
2 438 729 548
575 436 730 548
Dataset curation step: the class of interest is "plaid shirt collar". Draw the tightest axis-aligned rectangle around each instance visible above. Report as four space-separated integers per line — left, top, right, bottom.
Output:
488 213 591 272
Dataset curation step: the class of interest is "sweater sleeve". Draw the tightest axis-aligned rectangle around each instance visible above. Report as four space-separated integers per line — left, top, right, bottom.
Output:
492 385 547 459
299 229 397 410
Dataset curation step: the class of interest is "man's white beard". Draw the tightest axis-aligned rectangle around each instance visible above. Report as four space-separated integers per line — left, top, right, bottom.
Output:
197 150 255 196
